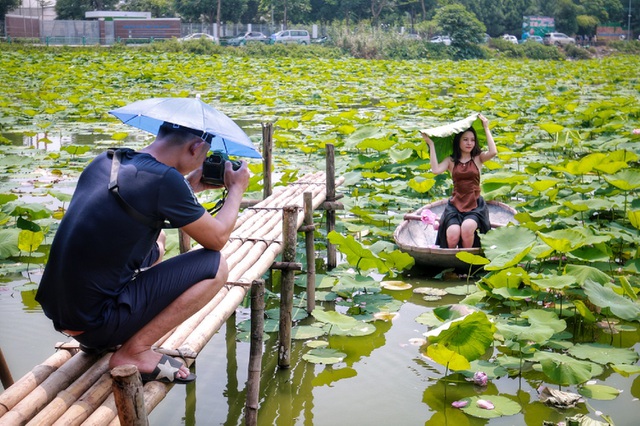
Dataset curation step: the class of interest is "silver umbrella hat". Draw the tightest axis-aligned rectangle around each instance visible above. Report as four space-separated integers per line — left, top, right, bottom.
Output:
109 97 262 158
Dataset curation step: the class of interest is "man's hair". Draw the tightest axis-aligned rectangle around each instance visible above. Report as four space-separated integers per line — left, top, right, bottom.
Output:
452 127 481 162
158 122 201 145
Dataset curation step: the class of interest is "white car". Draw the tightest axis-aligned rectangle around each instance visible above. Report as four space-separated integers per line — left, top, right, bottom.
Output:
429 35 451 46
502 34 518 44
543 32 576 46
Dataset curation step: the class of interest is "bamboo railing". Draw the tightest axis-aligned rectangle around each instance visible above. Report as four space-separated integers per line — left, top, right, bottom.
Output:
0 171 344 426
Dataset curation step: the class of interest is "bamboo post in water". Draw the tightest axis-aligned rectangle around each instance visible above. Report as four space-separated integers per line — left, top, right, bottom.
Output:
0 347 14 389
325 144 337 269
302 192 316 313
278 206 298 369
245 280 265 426
262 122 273 199
111 365 148 426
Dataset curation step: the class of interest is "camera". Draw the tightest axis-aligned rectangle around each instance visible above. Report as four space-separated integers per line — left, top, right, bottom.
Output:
201 151 242 186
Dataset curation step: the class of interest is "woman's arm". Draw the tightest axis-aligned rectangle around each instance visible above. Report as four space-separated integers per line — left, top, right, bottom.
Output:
421 132 451 174
478 114 497 163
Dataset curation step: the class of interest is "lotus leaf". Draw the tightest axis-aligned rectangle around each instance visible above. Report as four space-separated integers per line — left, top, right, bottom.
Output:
458 395 521 419
480 227 536 270
583 280 640 322
530 274 577 290
495 321 555 344
611 364 640 377
521 309 567 334
533 351 597 385
426 311 494 363
565 265 612 286
291 325 326 340
302 348 347 364
568 343 639 365
603 169 640 191
426 343 471 371
578 384 620 401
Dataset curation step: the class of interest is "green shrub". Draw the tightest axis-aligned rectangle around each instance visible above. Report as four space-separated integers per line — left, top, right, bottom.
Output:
520 42 565 60
563 43 592 59
608 40 640 54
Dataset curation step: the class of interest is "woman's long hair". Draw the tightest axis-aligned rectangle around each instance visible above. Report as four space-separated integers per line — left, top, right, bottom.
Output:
451 127 481 163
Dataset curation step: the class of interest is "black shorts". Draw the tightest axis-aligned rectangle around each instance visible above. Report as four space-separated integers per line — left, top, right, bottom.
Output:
76 248 221 350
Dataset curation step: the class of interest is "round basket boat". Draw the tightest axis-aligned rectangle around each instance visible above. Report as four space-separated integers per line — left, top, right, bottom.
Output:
393 199 517 270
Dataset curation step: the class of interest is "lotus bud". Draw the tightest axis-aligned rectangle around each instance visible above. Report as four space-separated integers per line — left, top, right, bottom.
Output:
421 209 437 228
473 371 488 387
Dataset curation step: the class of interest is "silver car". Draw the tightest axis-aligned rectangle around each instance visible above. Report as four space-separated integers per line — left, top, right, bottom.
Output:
543 32 575 46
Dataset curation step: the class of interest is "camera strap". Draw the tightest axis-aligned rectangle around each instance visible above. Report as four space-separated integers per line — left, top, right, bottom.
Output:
107 148 171 229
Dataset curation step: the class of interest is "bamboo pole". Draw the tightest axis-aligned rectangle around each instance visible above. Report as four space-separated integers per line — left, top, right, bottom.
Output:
51 373 112 426
0 348 14 390
262 123 273 199
111 365 148 426
278 206 298 369
26 355 110 426
325 144 337 269
303 192 316 313
0 350 72 418
245 280 264 426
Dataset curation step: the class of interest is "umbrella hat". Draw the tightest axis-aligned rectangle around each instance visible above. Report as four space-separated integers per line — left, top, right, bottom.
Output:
109 97 262 159
420 113 485 163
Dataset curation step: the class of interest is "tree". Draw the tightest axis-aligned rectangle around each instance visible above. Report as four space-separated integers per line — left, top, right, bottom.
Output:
434 3 485 46
120 0 175 17
1 0 21 20
174 0 248 23
55 0 118 20
553 0 580 34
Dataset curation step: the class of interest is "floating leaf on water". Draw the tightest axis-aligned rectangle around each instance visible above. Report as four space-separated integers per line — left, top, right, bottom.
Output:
578 384 621 401
413 287 448 296
459 395 521 419
422 295 443 302
380 280 412 291
537 385 583 408
373 311 398 321
611 364 640 377
302 348 346 365
305 340 329 348
291 325 326 340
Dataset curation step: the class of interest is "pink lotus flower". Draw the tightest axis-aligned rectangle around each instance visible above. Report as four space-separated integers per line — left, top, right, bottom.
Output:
476 399 494 410
473 371 488 387
633 129 640 135
421 209 439 230
451 400 468 408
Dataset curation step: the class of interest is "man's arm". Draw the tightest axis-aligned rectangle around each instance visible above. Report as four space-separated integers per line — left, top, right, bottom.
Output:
182 161 250 251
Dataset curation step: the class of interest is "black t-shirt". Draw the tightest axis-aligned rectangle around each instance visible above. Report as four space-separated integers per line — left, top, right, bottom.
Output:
36 150 205 331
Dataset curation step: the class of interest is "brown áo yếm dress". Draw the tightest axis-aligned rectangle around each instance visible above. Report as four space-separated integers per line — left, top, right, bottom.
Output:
435 159 491 248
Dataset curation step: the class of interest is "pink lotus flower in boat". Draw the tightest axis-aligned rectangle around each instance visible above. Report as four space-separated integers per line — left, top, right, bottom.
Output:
421 209 439 230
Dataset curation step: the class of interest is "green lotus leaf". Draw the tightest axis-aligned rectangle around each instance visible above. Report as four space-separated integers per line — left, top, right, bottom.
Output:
578 384 620 401
565 264 612 286
311 308 361 330
611 364 640 377
291 325 327 340
628 210 640 230
482 267 529 289
426 311 494 363
537 228 587 253
302 348 346 364
568 343 639 365
603 169 640 191
492 287 535 300
459 395 521 419
426 343 471 371
539 122 564 134
534 351 596 385
521 309 567 334
530 274 577 290
480 227 536 270
495 322 555 344
415 310 444 328
328 322 376 337
456 251 489 265
460 359 508 379
0 229 20 259
583 280 640 322
573 300 597 322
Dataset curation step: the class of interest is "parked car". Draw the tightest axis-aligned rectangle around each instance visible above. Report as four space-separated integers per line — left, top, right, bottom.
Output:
269 30 310 45
526 35 544 43
502 34 518 44
429 35 451 46
227 32 268 46
543 32 575 46
179 33 218 43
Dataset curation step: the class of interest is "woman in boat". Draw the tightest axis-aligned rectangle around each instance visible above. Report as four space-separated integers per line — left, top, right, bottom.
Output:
420 114 497 248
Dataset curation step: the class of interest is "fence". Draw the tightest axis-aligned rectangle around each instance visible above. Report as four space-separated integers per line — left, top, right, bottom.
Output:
1 13 323 45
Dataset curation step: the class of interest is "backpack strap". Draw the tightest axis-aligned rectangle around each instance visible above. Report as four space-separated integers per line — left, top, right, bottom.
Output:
107 148 171 229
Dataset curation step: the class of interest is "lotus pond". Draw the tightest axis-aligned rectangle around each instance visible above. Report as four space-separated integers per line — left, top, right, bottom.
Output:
0 47 639 425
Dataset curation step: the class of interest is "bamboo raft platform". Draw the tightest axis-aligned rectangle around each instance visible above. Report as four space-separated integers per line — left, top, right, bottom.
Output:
0 170 344 426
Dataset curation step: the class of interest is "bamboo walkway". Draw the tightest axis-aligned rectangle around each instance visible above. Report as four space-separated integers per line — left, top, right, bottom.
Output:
0 171 343 426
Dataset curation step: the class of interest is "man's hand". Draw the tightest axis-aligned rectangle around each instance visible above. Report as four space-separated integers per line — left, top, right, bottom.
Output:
223 160 250 194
